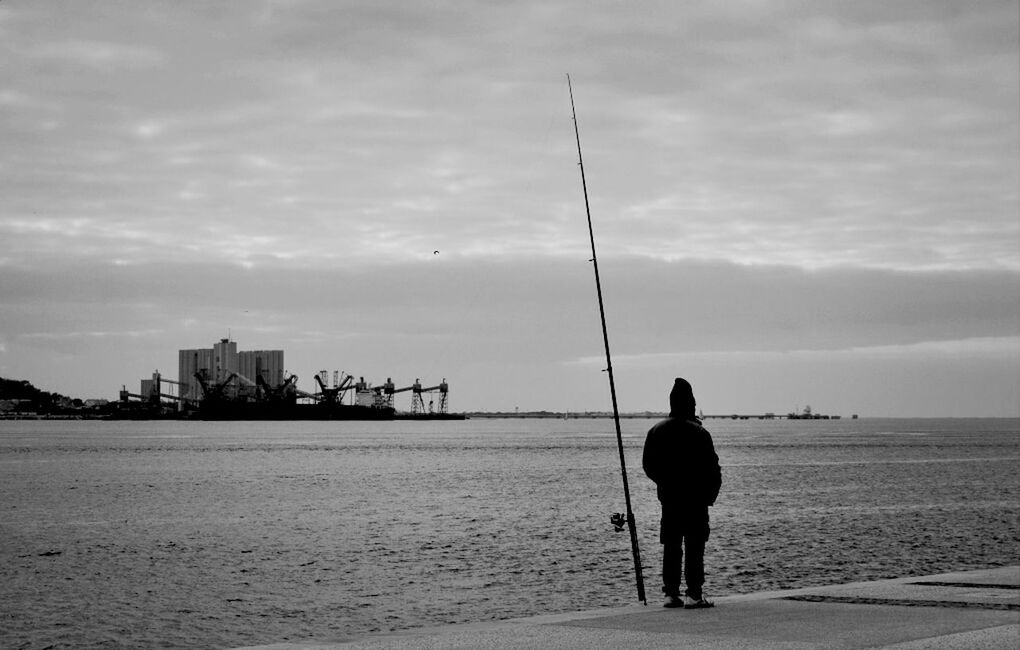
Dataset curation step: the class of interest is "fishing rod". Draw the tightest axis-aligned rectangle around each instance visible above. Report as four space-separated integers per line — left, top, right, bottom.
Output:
567 74 646 605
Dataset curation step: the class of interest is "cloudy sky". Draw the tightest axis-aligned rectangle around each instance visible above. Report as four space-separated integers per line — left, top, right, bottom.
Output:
1 0 1017 416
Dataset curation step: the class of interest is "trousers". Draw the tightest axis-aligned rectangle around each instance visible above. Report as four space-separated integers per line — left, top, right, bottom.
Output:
659 503 710 599
662 534 707 598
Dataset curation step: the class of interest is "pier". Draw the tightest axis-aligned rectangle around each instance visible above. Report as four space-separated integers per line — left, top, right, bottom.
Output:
702 412 843 420
237 566 1019 649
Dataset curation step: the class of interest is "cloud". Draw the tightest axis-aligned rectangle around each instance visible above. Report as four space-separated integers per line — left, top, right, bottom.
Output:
3 255 1016 356
26 39 167 70
2 1 1015 273
835 337 1020 360
591 336 1020 367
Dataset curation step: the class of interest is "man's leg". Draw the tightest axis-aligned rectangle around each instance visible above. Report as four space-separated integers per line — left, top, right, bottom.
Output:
662 541 683 598
683 534 706 599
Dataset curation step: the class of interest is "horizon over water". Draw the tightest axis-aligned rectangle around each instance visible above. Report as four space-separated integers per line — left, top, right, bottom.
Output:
2 417 1017 648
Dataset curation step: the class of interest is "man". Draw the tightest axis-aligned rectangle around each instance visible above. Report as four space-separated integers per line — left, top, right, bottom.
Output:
643 377 722 609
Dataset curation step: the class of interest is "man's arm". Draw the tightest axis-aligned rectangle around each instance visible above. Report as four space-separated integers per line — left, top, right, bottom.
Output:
642 428 660 484
704 436 721 506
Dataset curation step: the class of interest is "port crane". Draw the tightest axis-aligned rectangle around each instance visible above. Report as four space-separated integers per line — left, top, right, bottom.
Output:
376 377 410 410
255 373 299 404
373 377 450 414
412 379 449 415
314 370 354 405
194 370 239 405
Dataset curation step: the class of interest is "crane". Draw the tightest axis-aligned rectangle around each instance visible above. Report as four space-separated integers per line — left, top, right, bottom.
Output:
256 373 299 404
194 369 239 405
314 370 354 405
376 377 416 410
412 379 449 415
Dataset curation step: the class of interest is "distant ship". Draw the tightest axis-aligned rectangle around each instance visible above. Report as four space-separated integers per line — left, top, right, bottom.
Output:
786 405 841 420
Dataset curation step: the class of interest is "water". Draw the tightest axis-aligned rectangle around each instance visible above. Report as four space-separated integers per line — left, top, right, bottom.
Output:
2 418 1017 648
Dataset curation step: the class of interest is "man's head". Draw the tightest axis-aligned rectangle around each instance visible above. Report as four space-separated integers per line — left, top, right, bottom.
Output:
669 377 696 417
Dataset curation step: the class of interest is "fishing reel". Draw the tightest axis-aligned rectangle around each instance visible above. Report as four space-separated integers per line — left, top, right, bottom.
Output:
610 512 628 532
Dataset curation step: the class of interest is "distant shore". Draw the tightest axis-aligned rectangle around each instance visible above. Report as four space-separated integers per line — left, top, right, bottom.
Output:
463 411 849 419
1 411 658 421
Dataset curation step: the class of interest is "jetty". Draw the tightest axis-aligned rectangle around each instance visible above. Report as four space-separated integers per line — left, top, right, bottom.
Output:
237 566 1017 649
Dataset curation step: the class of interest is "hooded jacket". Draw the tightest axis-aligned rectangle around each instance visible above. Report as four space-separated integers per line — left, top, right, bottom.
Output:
643 416 721 507
642 378 721 508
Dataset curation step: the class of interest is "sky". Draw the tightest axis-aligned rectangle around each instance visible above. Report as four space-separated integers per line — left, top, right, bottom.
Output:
1 0 1018 417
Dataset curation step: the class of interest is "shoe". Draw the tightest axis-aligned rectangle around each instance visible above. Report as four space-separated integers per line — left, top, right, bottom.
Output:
684 595 714 609
663 594 684 608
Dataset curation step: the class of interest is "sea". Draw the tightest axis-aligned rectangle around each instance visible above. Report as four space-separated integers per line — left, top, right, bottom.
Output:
1 417 1017 649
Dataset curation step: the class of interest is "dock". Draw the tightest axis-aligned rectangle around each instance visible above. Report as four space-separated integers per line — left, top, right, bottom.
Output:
236 566 1018 649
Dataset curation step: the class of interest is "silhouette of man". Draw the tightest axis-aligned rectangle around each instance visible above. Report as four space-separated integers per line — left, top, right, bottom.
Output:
643 378 721 608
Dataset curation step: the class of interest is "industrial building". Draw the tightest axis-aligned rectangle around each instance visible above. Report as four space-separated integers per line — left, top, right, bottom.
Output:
178 339 284 402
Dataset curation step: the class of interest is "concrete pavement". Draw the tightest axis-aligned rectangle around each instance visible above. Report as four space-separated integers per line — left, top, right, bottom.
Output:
238 566 1019 649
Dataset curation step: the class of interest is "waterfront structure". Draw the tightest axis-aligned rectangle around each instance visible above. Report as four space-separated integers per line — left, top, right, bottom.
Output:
178 348 215 402
178 339 284 402
118 336 458 419
212 338 239 384
238 350 284 389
